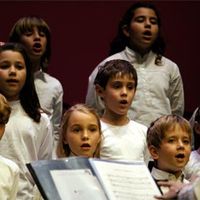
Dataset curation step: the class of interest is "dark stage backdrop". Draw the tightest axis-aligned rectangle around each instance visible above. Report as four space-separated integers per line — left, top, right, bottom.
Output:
0 1 199 117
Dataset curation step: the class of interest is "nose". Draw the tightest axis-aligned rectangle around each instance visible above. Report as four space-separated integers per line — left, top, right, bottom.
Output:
33 30 41 40
144 18 151 28
9 66 17 75
81 130 89 141
120 87 128 96
177 140 184 149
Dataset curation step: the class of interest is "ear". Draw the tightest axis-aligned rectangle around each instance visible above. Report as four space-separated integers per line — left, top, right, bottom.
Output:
95 84 105 100
122 25 130 38
148 145 159 160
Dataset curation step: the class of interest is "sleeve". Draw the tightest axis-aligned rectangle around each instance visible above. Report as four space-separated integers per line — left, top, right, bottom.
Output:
38 114 53 160
52 82 63 142
85 65 105 115
10 162 20 200
169 64 185 116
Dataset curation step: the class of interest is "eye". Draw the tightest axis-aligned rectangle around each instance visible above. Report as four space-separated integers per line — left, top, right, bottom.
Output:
183 139 190 145
89 127 98 132
39 31 45 37
134 16 145 23
71 127 81 133
168 138 175 143
24 31 33 36
112 82 122 89
15 63 25 70
0 63 10 69
127 83 135 90
150 17 158 25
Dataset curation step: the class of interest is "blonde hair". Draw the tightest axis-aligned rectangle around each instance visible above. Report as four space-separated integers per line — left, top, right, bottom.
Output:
147 114 192 148
57 104 101 158
0 94 11 124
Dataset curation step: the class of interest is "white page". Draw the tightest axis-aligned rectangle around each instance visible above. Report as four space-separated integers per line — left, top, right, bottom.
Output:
50 169 107 200
90 160 161 200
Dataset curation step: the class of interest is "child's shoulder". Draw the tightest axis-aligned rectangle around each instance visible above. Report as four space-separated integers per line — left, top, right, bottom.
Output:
0 155 19 173
129 120 148 130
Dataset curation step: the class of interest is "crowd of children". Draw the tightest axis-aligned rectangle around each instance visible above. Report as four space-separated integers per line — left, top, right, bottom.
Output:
0 1 199 200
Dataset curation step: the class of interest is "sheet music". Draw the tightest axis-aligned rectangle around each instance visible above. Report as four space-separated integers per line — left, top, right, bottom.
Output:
50 169 107 200
91 160 160 200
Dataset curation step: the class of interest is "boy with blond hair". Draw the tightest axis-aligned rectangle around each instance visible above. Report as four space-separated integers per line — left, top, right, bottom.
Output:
147 114 192 194
0 93 19 199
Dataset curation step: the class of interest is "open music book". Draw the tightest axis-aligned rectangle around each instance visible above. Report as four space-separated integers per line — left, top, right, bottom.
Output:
27 157 161 200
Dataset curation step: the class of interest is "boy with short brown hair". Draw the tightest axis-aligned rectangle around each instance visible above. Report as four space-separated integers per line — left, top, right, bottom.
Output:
147 114 192 194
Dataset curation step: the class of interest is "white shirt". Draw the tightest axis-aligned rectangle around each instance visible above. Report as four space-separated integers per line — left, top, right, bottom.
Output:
100 120 149 164
0 100 52 199
151 167 189 194
0 155 19 200
86 47 184 126
34 70 63 157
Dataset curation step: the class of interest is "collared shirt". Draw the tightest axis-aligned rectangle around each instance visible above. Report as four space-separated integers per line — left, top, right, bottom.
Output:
86 47 184 126
151 167 188 194
34 70 63 157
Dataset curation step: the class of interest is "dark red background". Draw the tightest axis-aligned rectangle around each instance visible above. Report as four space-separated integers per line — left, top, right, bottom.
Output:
0 1 199 116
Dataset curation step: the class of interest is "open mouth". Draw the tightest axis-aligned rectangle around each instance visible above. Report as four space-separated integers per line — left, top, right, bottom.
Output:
81 143 91 148
175 153 185 159
120 100 128 104
143 30 152 36
33 43 42 52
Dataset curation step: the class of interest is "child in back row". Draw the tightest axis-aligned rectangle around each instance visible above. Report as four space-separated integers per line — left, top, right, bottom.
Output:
9 16 63 157
0 93 19 200
147 114 192 194
94 59 149 164
0 43 52 199
57 103 101 158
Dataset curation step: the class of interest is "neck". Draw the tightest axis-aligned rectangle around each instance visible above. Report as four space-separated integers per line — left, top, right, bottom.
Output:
128 44 150 57
101 110 129 126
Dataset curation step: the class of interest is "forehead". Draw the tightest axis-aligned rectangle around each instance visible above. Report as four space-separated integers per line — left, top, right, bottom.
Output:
109 72 135 81
68 110 98 125
164 124 191 138
133 7 157 18
0 50 24 61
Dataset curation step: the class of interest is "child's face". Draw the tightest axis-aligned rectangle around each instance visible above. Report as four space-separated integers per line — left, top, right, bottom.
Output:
125 7 159 52
101 73 136 117
64 110 101 157
20 26 47 61
154 125 191 177
0 124 5 139
0 50 26 101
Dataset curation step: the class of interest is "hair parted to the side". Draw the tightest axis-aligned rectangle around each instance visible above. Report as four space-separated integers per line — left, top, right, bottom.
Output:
147 115 192 149
109 1 165 65
0 94 11 124
94 59 137 89
0 43 41 122
9 16 51 72
56 103 102 158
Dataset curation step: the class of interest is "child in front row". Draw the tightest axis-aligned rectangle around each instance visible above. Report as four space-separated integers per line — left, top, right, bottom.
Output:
94 59 149 164
0 43 52 199
184 106 200 179
147 114 192 194
56 104 101 158
0 93 19 200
